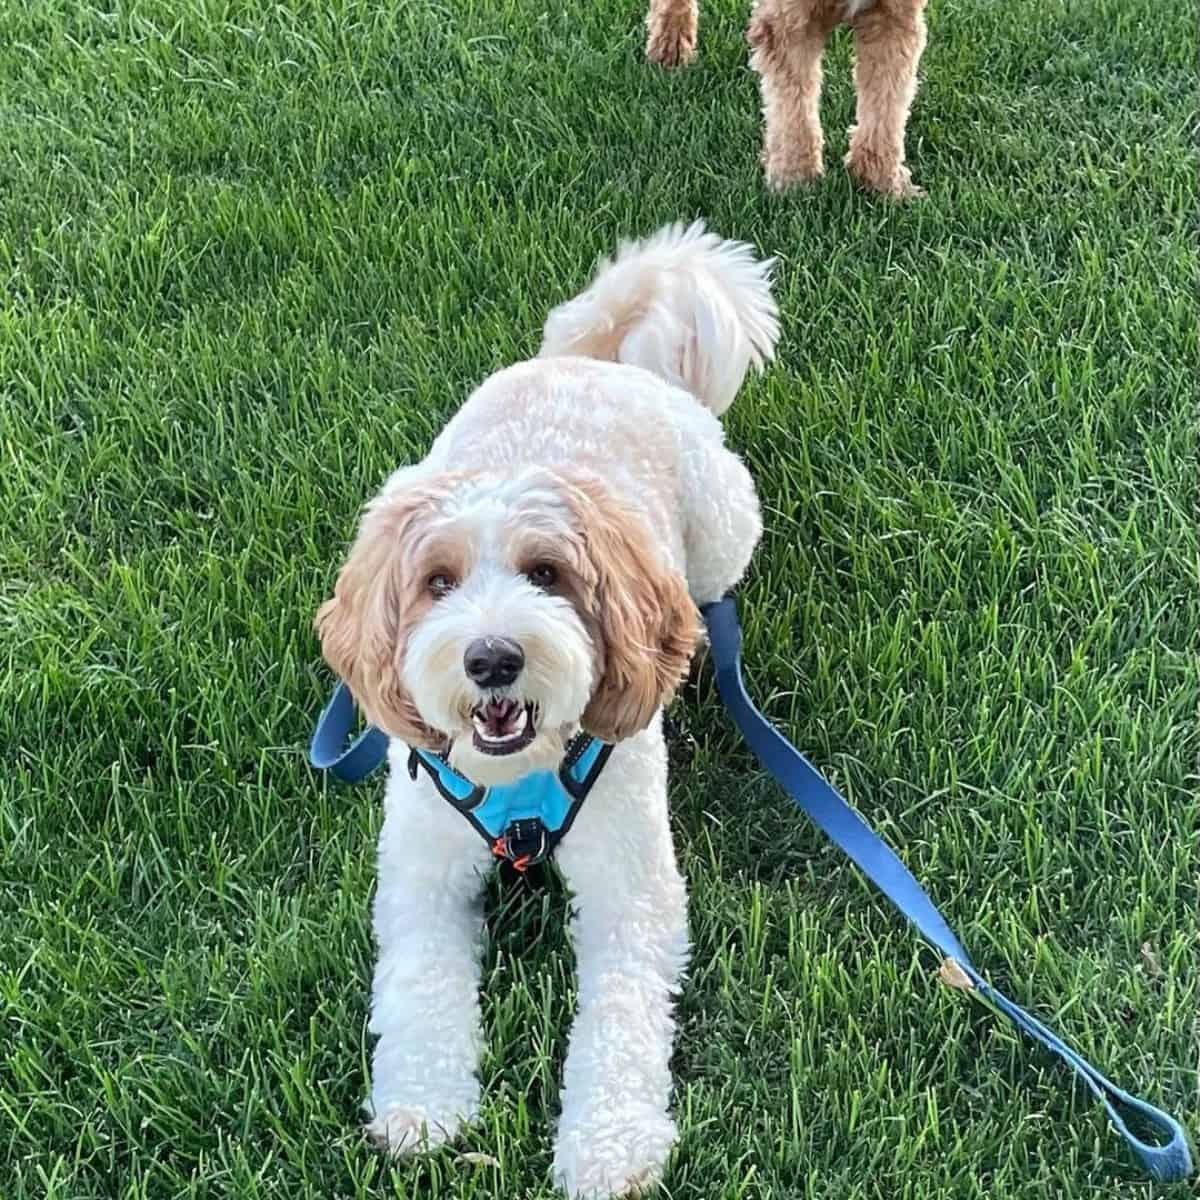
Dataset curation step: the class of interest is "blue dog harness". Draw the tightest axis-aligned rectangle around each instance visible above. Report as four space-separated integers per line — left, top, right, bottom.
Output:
309 597 1192 1181
407 735 612 869
308 680 612 869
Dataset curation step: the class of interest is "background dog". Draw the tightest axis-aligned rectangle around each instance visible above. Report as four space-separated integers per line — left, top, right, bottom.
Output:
647 0 929 198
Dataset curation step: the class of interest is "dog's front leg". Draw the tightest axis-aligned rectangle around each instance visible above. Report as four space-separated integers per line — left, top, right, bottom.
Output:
552 734 689 1198
365 773 491 1155
844 2 928 198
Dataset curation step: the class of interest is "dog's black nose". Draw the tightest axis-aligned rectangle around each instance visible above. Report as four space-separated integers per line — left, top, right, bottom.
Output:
463 637 525 688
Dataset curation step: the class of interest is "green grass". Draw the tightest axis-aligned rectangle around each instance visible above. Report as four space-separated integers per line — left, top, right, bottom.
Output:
1 0 1195 1196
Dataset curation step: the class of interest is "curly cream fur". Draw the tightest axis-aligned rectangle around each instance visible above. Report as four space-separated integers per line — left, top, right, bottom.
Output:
540 220 778 417
318 223 776 1197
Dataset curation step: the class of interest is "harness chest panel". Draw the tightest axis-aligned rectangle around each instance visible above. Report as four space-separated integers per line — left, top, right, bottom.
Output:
407 734 613 870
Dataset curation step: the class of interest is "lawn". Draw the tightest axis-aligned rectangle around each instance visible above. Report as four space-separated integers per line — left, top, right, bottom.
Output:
1 0 1195 1197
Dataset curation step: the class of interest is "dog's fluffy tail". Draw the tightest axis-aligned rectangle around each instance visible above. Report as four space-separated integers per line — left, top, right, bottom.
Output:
538 220 779 416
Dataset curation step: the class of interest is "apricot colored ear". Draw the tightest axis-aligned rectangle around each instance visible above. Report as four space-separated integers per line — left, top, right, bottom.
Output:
315 482 442 748
560 473 700 742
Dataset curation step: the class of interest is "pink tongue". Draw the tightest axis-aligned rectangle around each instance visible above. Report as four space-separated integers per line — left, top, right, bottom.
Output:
484 700 519 733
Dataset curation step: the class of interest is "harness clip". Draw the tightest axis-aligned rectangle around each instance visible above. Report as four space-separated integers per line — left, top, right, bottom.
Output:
494 818 550 871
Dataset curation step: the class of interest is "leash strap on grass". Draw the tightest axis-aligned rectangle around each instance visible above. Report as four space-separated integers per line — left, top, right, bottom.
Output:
309 680 388 783
700 594 1193 1183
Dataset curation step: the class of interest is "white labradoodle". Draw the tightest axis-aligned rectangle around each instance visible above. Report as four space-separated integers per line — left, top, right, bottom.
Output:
317 222 778 1197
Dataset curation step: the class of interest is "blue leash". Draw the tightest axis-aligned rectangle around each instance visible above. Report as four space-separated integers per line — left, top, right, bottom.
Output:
700 595 1192 1182
309 681 388 783
308 600 1193 1181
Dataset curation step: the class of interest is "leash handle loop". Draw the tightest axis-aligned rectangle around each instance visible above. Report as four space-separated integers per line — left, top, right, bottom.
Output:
699 595 1193 1182
965 965 1192 1180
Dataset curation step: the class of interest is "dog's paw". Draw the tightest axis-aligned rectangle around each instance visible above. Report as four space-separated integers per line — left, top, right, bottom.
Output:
764 157 825 192
646 18 696 67
553 1110 676 1198
887 173 926 200
761 134 826 191
365 1106 460 1156
843 140 924 199
850 162 925 200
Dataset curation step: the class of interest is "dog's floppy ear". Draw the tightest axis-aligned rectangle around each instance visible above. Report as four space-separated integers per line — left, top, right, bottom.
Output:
560 473 700 742
315 476 443 749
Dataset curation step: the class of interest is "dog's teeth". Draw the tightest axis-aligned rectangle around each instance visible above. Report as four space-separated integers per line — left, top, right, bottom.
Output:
470 700 532 744
471 704 531 745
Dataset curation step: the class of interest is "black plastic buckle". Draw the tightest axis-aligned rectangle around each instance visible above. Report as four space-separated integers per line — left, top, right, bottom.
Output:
499 818 550 870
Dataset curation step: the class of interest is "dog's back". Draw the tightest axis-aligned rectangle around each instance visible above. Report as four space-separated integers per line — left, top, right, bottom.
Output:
427 223 776 606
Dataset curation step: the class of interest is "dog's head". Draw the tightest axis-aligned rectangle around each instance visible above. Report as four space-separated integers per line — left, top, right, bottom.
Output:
316 466 700 783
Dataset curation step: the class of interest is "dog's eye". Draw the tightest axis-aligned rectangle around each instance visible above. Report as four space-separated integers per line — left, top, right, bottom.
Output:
427 572 457 598
526 563 557 589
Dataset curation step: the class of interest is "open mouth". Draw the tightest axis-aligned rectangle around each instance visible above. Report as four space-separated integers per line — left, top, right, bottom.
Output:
471 699 537 756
